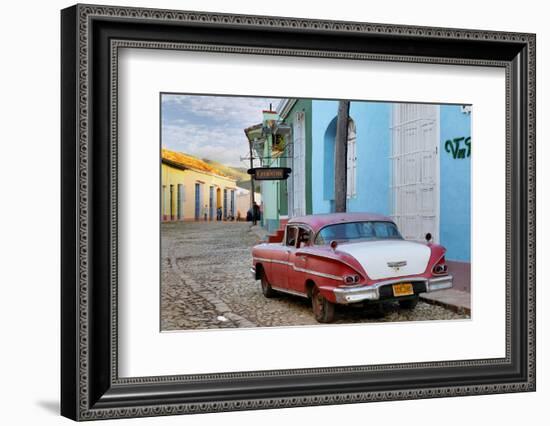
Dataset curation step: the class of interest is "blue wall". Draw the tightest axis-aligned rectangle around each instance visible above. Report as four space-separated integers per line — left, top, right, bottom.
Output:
310 101 470 262
439 105 471 262
312 100 338 213
348 102 391 215
311 100 391 215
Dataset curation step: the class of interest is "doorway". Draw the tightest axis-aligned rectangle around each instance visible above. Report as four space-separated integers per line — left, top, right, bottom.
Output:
390 104 440 242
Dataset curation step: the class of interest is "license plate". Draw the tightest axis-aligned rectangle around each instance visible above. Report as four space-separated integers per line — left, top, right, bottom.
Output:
392 283 414 297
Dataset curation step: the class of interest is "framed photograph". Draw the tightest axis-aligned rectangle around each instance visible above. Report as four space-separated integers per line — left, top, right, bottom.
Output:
61 4 536 421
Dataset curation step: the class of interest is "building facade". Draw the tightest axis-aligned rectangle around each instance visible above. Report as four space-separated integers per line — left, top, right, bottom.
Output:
235 187 262 221
161 149 238 222
245 112 289 233
246 100 471 273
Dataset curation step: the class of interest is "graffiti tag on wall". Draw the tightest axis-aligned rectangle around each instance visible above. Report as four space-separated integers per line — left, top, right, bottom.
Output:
445 136 471 159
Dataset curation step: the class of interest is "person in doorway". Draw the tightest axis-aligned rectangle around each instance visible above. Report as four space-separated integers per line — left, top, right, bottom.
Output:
203 204 208 221
217 206 222 221
252 202 260 225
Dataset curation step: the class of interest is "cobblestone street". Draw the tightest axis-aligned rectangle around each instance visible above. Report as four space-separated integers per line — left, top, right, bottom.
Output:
161 221 469 331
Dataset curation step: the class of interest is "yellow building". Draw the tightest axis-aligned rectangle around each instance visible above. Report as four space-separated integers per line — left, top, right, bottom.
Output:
161 149 238 222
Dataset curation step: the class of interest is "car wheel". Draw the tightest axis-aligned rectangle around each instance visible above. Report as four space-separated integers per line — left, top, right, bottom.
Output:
398 296 419 310
312 286 335 323
260 270 276 298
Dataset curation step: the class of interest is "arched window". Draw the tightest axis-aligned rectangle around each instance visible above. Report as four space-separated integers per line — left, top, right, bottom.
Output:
323 117 356 203
323 118 337 202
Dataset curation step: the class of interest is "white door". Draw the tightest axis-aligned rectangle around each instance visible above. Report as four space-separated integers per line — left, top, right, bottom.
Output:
291 111 306 217
390 104 440 242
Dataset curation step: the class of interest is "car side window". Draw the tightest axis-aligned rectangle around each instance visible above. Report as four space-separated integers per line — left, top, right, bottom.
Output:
296 227 311 248
286 226 298 247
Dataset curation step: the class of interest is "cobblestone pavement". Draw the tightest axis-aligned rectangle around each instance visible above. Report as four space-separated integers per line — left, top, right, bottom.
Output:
161 221 470 331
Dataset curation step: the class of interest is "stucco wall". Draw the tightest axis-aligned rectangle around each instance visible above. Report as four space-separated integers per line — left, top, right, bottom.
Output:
279 99 313 216
439 105 472 262
311 100 391 215
161 163 237 221
348 101 391 215
311 99 339 213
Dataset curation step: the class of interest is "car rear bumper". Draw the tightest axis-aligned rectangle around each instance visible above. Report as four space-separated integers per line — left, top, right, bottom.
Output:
332 275 453 304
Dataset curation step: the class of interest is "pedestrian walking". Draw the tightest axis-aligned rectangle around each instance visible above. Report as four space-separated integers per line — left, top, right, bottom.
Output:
252 202 260 225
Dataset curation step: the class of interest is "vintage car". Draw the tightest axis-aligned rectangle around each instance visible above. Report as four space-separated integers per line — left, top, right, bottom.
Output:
251 212 453 323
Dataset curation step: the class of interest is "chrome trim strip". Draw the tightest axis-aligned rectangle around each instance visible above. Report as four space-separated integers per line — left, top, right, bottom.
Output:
354 276 428 290
333 286 379 304
253 257 343 281
271 286 309 298
293 266 342 281
332 275 453 304
428 275 453 284
253 257 292 266
426 275 453 291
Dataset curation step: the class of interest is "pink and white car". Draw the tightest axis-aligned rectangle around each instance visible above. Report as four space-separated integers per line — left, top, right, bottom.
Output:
251 212 453 323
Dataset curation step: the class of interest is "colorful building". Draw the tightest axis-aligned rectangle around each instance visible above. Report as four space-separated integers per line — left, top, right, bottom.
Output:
161 149 238 222
235 187 262 221
244 111 290 233
245 100 471 286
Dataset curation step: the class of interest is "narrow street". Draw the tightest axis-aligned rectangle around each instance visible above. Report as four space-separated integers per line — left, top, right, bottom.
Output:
161 221 469 331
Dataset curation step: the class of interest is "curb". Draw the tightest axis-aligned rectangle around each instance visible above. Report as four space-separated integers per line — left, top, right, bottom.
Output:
419 294 471 316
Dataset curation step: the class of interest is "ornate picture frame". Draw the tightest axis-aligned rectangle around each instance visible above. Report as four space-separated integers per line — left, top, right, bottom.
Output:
61 4 535 421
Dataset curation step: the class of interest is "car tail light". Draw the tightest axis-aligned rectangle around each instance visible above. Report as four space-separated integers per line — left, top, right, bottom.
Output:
343 274 361 285
432 255 448 275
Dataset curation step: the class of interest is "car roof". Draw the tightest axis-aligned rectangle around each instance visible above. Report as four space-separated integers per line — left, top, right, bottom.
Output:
287 212 395 233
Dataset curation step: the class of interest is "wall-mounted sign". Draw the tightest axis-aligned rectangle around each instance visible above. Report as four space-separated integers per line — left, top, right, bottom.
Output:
247 167 292 180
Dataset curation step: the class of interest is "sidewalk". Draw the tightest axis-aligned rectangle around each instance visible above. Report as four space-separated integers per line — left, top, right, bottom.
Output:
419 289 471 316
249 224 269 242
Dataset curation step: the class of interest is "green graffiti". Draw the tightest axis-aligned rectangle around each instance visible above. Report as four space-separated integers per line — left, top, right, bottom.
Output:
445 136 471 159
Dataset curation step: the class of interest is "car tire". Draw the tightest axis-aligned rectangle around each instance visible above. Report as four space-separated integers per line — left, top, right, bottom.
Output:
398 296 419 310
260 270 276 298
312 286 335 323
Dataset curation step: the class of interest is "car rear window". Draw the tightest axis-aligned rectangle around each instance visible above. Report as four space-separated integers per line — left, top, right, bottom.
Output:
315 221 402 245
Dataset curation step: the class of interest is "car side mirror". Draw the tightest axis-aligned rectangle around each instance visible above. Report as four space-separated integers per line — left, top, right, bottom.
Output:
425 232 432 243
